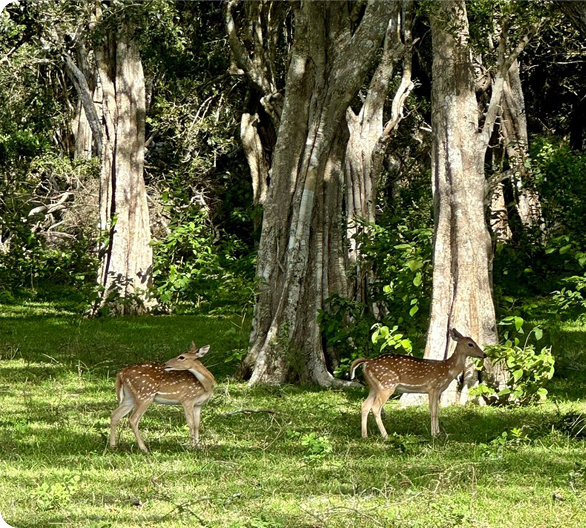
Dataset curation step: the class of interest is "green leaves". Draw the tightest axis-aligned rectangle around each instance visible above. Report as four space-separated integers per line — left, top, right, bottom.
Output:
371 323 413 354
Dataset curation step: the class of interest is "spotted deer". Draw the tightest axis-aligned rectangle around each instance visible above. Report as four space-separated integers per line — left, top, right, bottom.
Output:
350 328 486 438
109 341 215 452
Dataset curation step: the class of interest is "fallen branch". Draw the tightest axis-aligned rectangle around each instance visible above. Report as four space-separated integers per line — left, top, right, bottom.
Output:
221 408 277 417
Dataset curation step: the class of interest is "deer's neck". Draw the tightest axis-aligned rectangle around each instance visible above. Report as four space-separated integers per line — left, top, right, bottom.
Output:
188 367 216 392
445 346 467 377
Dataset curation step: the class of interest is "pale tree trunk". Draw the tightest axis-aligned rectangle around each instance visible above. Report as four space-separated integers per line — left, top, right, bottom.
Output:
402 0 537 407
71 44 101 160
238 1 394 385
345 0 414 303
63 47 102 159
94 22 153 315
500 60 544 232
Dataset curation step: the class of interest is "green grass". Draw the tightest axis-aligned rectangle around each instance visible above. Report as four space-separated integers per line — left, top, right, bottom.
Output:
1 303 586 527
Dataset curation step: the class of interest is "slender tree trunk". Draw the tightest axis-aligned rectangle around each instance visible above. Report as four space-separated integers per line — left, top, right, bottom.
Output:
345 0 414 303
71 44 100 160
94 22 153 315
500 60 544 232
241 1 394 386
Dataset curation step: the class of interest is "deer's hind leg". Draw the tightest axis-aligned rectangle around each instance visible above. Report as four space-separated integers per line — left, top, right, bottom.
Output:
128 397 155 452
109 389 135 448
371 387 396 439
361 389 377 438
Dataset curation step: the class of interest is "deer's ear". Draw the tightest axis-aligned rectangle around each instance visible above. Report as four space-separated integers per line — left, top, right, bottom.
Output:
190 341 198 352
196 345 211 358
450 328 464 341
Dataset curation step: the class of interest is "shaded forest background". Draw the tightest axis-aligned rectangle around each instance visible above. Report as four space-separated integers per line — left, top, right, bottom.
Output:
1 0 585 386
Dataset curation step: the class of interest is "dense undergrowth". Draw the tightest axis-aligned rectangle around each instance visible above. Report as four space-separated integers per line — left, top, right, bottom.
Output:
1 303 585 528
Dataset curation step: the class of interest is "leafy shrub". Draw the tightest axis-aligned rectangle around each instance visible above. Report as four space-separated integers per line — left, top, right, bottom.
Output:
471 317 555 404
479 428 532 459
354 220 433 333
299 432 333 459
318 294 377 375
151 207 255 313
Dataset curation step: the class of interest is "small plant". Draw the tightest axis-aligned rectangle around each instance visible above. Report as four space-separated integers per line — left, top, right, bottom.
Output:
470 317 554 404
299 432 333 459
33 473 81 511
552 275 586 316
479 428 531 458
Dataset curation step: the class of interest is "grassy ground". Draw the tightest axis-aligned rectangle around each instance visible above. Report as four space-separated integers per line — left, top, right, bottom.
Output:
1 303 585 528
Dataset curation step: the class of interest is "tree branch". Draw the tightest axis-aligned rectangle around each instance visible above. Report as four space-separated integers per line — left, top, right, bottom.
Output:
479 23 540 146
63 54 103 157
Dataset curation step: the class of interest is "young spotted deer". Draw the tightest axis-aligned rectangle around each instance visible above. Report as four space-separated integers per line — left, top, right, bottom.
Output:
350 328 486 438
109 342 215 452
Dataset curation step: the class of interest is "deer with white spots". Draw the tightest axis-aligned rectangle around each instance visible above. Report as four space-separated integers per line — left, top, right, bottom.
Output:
350 328 486 438
109 342 215 452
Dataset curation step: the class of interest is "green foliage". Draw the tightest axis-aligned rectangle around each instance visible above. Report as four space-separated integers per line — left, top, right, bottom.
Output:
152 206 255 313
298 432 333 460
472 318 555 404
532 138 586 236
371 323 413 355
552 275 586 317
318 294 377 376
354 217 433 334
478 428 532 459
33 473 81 511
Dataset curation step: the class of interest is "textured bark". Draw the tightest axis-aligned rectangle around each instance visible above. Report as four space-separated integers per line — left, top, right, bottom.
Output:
64 49 102 158
402 0 536 406
500 61 544 232
241 1 394 386
345 0 414 302
226 0 284 206
95 22 153 314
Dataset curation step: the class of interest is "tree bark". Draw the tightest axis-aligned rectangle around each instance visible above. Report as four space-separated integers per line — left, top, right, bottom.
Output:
64 49 102 159
94 21 153 315
402 0 536 406
500 60 544 233
241 1 394 386
345 0 414 303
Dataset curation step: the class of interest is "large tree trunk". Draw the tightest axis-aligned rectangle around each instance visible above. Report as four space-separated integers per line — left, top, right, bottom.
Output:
94 22 153 315
402 0 537 407
241 1 394 386
425 0 499 405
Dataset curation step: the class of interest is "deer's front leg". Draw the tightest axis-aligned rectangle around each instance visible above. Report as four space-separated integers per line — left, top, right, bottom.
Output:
428 391 440 437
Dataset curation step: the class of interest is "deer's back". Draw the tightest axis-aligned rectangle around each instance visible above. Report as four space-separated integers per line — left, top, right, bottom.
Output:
364 355 452 392
119 362 207 394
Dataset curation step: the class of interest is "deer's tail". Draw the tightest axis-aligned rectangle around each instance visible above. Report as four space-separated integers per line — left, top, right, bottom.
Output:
349 358 368 380
115 373 124 403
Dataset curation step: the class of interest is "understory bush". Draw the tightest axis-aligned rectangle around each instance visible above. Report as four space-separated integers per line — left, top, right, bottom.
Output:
151 207 255 313
471 316 555 404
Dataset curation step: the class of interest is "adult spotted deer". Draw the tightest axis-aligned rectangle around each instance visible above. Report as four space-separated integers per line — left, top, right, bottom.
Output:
109 341 215 452
350 328 486 438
